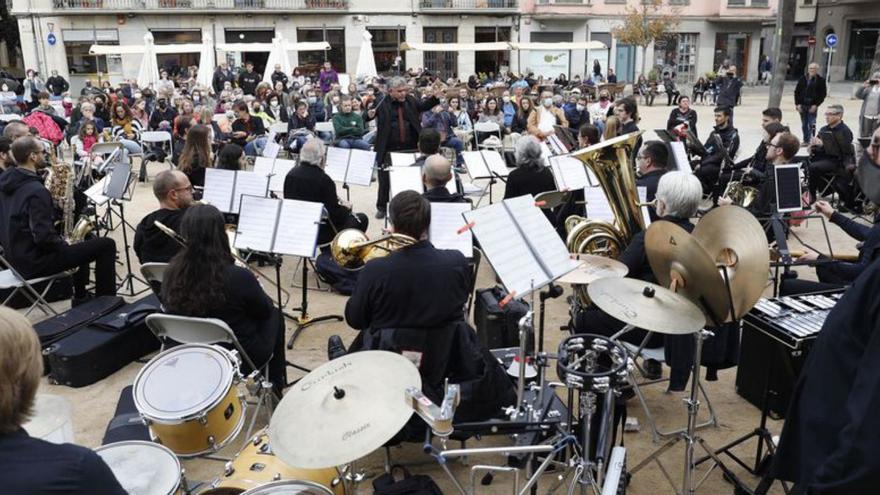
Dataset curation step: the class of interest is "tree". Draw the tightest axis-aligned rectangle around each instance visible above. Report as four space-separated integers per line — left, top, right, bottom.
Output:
768 0 796 109
611 0 679 79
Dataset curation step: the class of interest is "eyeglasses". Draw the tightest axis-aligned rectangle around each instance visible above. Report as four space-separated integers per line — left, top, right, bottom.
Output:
173 185 194 193
767 143 780 149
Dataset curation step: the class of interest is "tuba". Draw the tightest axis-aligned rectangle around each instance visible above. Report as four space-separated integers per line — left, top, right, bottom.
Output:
330 229 417 270
565 131 645 305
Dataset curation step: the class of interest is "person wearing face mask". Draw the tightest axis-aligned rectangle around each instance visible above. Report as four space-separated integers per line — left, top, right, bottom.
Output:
149 97 178 131
527 91 568 139
500 91 517 130
266 94 289 123
588 90 612 135
250 101 276 126
565 94 590 133
306 91 328 122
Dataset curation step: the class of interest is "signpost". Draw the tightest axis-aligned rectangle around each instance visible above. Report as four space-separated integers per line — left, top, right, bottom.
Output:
825 33 838 82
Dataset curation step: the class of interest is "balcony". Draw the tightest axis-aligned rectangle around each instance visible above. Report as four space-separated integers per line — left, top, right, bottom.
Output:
50 0 348 11
419 0 518 13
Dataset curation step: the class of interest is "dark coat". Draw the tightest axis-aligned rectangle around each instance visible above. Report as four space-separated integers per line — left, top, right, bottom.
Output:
134 207 186 264
424 186 467 203
794 74 828 108
815 212 880 284
283 163 353 245
666 108 698 133
715 75 743 108
367 93 438 164
636 169 666 221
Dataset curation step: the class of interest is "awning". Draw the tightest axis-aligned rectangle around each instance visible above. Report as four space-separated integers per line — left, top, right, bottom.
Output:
90 43 204 55
400 42 512 52
511 41 607 50
216 41 330 52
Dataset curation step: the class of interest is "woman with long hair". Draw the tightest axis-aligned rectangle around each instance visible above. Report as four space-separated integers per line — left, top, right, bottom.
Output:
511 96 533 134
217 143 246 171
163 204 284 392
177 124 213 188
131 98 149 128
110 100 144 156
74 119 102 159
173 98 197 138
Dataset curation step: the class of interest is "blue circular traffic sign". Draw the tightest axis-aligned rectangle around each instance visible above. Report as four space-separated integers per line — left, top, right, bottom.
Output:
825 33 838 48
47 33 56 46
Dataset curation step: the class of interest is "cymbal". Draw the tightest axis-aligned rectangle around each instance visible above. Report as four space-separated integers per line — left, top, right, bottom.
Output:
269 351 421 469
645 221 731 324
587 277 706 335
692 206 770 321
534 190 571 210
558 254 629 285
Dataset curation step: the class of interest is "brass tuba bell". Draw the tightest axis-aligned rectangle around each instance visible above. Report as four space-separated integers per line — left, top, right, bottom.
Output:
330 229 417 270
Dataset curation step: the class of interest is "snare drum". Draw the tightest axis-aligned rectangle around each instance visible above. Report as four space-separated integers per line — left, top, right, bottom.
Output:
201 428 344 495
95 441 184 495
242 480 335 495
134 343 245 456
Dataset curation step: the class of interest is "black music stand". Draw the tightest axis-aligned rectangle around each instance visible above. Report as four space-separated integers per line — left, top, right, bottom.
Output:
104 163 148 296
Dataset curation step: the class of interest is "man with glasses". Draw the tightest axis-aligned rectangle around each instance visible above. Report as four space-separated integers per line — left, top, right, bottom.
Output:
636 141 669 221
0 137 117 305
807 104 855 203
134 170 193 264
795 63 828 144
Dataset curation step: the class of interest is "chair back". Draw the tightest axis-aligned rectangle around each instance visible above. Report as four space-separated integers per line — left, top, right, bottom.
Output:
473 121 500 134
314 121 334 133
145 313 260 372
140 262 169 300
89 141 124 156
269 122 288 135
141 131 172 147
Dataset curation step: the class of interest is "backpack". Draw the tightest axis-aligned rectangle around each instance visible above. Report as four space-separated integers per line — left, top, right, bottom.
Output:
372 466 443 495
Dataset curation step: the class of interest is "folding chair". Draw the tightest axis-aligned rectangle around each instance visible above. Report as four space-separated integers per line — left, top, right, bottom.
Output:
144 313 277 447
314 121 335 143
139 131 174 182
474 121 502 151
139 262 168 303
0 251 70 317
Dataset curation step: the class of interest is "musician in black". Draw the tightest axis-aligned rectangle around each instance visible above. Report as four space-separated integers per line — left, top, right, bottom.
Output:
0 137 117 304
726 121 789 191
413 128 441 169
807 104 856 203
505 136 557 221
665 96 697 136
283 138 368 246
134 170 192 264
693 106 740 196
365 77 438 219
423 155 466 203
613 97 642 156
636 141 669 211
163 204 285 392
721 130 799 216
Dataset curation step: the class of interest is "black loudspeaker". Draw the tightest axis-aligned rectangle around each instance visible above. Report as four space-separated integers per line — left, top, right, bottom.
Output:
735 320 812 420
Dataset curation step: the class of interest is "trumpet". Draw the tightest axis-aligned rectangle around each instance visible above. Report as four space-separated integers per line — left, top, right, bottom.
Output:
154 221 291 306
330 229 417 270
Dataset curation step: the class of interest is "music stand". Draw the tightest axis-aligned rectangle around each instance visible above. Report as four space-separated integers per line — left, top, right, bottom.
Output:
103 162 148 296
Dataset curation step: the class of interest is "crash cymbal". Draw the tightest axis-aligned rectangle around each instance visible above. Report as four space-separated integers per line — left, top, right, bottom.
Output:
558 254 629 285
269 351 421 469
692 205 770 321
534 190 571 210
645 221 731 324
587 277 706 335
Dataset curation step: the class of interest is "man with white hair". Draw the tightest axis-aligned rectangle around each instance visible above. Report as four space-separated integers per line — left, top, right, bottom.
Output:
422 155 465 203
283 138 368 245
365 76 438 219
527 90 568 139
807 104 855 202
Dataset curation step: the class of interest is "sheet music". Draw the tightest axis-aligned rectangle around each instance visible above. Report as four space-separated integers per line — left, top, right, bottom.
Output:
464 203 547 297
262 141 281 159
324 147 351 183
234 195 279 253
429 203 472 258
253 157 275 177
637 186 652 227
84 176 111 206
549 155 590 191
482 150 509 177
546 134 567 155
504 195 578 280
274 199 323 257
540 142 554 161
584 187 615 223
461 151 491 178
390 152 419 168
389 166 423 199
345 149 376 186
232 171 269 214
669 142 691 173
269 159 297 192
203 168 236 212
445 170 458 195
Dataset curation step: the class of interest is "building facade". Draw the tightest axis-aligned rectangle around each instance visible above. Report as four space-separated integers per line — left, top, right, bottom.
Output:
814 0 879 82
12 0 782 92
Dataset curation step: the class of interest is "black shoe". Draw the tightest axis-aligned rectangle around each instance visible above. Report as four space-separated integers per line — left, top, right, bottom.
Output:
643 358 662 380
71 293 94 307
327 335 347 361
705 367 719 381
375 209 386 220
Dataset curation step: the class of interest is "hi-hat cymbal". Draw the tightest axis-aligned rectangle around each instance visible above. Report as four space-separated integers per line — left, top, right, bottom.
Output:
692 206 770 321
558 254 629 285
645 221 731 324
269 351 421 469
587 277 706 335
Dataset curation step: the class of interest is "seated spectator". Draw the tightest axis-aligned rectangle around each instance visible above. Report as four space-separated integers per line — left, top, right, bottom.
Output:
230 101 267 156
287 101 316 153
332 96 370 150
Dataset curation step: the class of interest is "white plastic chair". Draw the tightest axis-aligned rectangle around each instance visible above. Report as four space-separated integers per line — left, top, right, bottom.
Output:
269 121 288 136
314 121 335 143
0 252 70 317
139 131 174 182
139 262 168 303
473 121 502 151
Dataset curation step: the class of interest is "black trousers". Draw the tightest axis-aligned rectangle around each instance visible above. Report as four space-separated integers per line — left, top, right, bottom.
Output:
376 169 390 211
30 237 117 298
808 159 841 197
696 162 721 195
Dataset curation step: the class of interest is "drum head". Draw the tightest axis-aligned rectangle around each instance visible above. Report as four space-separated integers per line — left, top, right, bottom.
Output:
95 441 180 495
134 344 234 421
242 481 334 495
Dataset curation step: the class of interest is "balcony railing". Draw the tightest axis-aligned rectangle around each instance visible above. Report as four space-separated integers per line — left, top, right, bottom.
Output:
419 0 517 10
536 0 590 5
52 0 348 9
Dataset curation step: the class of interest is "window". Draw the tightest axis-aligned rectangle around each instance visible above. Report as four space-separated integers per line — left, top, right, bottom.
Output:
151 30 202 77
474 27 510 76
751 0 768 6
63 29 118 74
368 28 406 75
846 22 879 80
423 27 458 80
802 0 813 4
727 0 745 5
297 28 346 76
654 33 698 83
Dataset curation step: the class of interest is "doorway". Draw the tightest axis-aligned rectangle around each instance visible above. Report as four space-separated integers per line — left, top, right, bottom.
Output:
224 29 275 74
615 44 635 82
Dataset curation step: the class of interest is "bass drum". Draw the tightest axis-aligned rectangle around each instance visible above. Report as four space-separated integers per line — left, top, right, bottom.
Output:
95 441 184 495
201 428 345 495
134 343 245 457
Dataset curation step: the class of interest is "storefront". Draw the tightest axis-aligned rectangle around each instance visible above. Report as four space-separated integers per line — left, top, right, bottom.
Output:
714 32 751 79
297 27 346 75
846 21 879 81
151 29 202 77
225 29 274 74
474 26 511 76
653 33 699 83
367 27 406 75
62 28 120 87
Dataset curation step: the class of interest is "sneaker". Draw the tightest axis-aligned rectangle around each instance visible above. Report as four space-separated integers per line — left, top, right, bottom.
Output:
327 335 347 361
375 209 386 220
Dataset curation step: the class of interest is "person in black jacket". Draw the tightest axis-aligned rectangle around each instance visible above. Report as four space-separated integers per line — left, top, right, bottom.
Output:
613 97 642 156
423 155 466 203
364 77 439 219
283 138 368 245
0 137 117 302
636 141 668 221
505 136 557 221
45 70 68 99
270 64 289 92
694 106 740 195
212 63 236 95
794 62 828 143
134 170 192 264
807 104 856 202
0 308 126 495
148 97 177 131
666 96 698 136
715 66 743 125
163 204 285 392
287 101 317 153
237 62 260 96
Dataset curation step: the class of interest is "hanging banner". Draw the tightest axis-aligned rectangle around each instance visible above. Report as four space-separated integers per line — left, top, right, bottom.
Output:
528 50 569 79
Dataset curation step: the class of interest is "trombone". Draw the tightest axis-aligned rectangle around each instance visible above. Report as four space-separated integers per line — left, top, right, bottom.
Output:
154 221 291 307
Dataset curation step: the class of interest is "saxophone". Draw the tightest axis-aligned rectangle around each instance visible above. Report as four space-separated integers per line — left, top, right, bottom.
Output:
45 159 95 243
